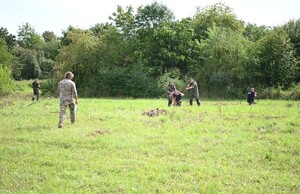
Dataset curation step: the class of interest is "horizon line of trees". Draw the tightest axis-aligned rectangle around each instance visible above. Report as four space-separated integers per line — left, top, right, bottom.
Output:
1 2 299 98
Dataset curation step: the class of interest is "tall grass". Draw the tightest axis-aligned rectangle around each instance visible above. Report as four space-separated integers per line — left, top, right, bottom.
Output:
0 93 299 192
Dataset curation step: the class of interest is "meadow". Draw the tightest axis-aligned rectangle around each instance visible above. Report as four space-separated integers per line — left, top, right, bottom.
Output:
0 87 299 193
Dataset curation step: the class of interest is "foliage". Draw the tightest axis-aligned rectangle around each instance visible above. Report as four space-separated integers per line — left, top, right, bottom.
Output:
17 23 43 49
259 84 300 100
282 18 300 82
0 38 14 94
97 63 162 98
42 31 57 42
191 25 259 98
283 18 300 59
135 2 175 29
2 3 300 98
12 47 41 79
0 27 16 51
243 23 268 42
40 79 58 97
0 65 14 94
258 28 298 88
192 3 244 40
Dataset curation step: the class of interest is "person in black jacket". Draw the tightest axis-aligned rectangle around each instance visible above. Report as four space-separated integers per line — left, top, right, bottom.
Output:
166 80 176 106
32 79 40 101
247 88 257 105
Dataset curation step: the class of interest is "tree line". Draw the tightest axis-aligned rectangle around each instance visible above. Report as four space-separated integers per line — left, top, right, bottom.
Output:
0 2 299 98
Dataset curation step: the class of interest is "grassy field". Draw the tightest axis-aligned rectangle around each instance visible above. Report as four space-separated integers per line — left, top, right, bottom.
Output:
0 86 299 193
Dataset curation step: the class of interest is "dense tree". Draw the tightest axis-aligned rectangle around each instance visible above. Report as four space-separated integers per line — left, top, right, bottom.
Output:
17 23 43 49
4 3 299 98
0 27 16 51
109 5 136 37
192 3 244 40
282 19 300 82
42 31 57 42
13 47 41 79
283 19 300 58
191 25 258 97
140 19 194 75
135 2 175 29
258 28 297 88
40 31 61 61
243 23 269 42
56 30 98 90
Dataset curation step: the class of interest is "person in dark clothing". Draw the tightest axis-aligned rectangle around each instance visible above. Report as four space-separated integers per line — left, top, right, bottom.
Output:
247 88 257 105
32 79 40 101
186 78 200 106
172 90 185 106
166 80 176 106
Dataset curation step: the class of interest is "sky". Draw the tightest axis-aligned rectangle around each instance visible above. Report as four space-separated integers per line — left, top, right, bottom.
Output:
1 0 300 36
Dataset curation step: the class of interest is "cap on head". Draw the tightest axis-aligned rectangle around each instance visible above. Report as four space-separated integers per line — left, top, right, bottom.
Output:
64 71 74 79
189 78 194 82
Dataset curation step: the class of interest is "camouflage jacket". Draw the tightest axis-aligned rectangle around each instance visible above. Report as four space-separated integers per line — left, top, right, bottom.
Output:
57 79 77 105
32 81 40 90
188 81 199 98
166 83 176 97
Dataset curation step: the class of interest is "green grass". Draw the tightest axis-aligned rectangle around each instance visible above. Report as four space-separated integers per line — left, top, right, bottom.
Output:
0 93 299 193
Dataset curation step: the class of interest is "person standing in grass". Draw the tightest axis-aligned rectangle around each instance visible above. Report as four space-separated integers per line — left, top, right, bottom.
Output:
57 71 78 128
186 78 201 106
32 78 40 101
247 87 257 105
166 80 176 106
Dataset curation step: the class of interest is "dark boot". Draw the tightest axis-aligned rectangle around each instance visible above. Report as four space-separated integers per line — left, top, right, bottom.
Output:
168 99 172 107
196 100 201 106
190 99 193 106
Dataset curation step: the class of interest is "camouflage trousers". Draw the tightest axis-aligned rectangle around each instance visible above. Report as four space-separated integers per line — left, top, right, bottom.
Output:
58 102 75 127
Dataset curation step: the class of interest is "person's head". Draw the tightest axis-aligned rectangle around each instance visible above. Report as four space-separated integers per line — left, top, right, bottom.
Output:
189 78 194 83
250 88 255 92
64 71 74 79
168 80 174 85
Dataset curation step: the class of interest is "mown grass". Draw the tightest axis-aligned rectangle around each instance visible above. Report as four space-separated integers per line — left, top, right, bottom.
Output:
0 92 299 193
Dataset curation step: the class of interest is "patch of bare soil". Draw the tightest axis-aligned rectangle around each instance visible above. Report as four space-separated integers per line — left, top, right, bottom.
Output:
142 108 167 117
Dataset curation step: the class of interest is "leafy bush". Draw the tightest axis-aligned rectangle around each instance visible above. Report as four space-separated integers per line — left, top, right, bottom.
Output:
259 84 300 100
40 79 58 97
0 65 14 95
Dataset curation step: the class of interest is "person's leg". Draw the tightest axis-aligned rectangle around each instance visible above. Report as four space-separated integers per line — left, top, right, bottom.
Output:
168 97 172 107
176 95 181 106
58 104 67 128
196 98 200 106
32 90 35 101
69 103 76 124
190 98 193 106
36 91 39 101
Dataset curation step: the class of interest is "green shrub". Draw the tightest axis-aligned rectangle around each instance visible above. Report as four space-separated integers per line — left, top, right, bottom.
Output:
259 84 300 100
0 65 14 95
40 79 58 97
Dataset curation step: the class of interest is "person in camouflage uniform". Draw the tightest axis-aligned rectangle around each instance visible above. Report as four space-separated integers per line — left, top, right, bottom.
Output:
166 80 176 106
186 78 201 106
32 78 40 101
57 71 78 128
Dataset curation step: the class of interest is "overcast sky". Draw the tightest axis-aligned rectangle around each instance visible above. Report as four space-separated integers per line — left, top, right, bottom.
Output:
1 0 300 36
